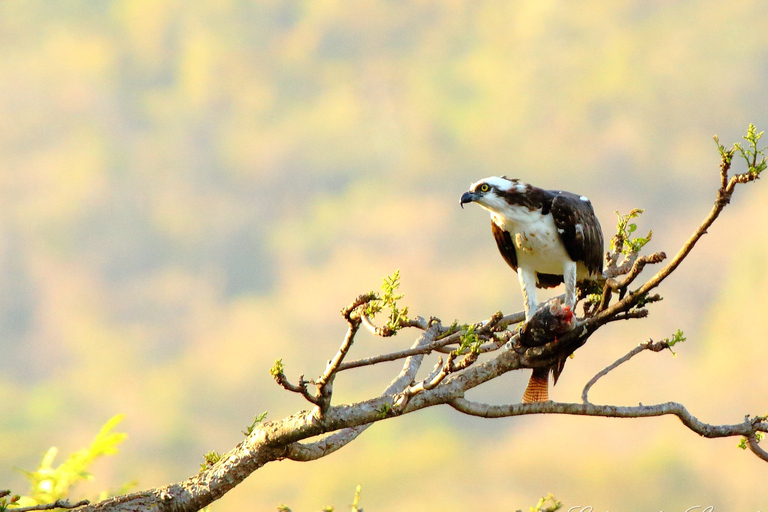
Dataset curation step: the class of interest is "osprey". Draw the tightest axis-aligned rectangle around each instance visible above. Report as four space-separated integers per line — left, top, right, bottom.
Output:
460 176 604 402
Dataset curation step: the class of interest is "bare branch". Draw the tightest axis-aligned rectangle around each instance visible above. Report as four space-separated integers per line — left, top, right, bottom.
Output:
361 313 429 336
285 425 368 462
11 499 90 512
448 398 768 441
286 323 441 461
582 338 673 404
603 251 667 297
747 433 768 462
315 322 361 412
271 371 321 406
338 311 522 372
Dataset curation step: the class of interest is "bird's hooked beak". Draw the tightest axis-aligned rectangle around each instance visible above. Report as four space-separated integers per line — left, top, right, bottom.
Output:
460 191 479 209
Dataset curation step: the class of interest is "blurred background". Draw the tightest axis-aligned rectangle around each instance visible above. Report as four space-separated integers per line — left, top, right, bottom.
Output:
1 1 767 510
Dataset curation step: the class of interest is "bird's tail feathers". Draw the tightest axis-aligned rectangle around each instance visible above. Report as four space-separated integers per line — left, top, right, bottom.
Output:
522 368 549 403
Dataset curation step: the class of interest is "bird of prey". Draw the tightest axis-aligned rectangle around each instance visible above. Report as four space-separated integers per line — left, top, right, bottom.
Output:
460 176 604 401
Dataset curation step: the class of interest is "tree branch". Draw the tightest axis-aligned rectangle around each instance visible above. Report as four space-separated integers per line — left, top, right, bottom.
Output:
12 500 90 512
70 128 766 512
337 311 521 372
447 399 768 441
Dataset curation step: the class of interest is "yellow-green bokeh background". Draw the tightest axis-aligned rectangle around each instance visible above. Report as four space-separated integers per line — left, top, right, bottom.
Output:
1 1 767 510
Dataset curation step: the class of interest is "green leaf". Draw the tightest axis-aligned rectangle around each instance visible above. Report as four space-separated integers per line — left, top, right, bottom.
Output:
17 415 128 505
366 270 410 335
243 412 269 436
455 324 482 355
199 451 222 472
613 210 652 255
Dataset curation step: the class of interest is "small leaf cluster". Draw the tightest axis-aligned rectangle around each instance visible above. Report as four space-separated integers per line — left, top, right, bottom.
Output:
613 209 653 255
663 328 686 357
583 293 602 306
270 359 285 379
377 402 392 419
455 324 483 355
365 270 410 334
737 432 764 450
716 123 767 176
242 411 268 436
200 451 222 472
10 415 129 510
528 493 562 512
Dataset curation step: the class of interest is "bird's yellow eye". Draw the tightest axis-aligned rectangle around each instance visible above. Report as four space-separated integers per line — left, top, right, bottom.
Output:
480 184 490 192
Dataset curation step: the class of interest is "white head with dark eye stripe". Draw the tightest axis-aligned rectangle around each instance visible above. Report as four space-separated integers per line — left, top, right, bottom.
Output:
460 176 527 211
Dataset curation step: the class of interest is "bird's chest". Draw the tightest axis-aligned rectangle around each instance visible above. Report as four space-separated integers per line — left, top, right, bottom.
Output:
492 210 569 271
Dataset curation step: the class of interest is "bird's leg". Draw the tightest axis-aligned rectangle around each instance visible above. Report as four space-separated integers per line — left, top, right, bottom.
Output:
563 260 577 310
517 267 538 322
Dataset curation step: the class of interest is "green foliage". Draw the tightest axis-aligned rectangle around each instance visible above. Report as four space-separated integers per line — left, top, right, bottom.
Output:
364 270 410 334
243 411 269 436
735 124 766 176
613 209 653 255
200 451 222 472
276 505 292 512
528 493 562 512
662 328 686 357
667 328 686 347
455 324 482 355
10 415 128 509
716 124 767 176
350 484 362 512
270 359 285 378
737 432 764 450
377 402 392 419
584 293 602 305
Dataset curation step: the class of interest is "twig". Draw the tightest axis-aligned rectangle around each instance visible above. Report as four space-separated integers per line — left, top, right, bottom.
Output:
272 372 321 406
338 311 523 372
605 309 649 322
602 252 667 303
361 313 428 336
581 339 672 404
747 432 768 462
285 324 441 461
404 347 481 400
597 154 760 321
11 499 90 512
315 322 361 412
